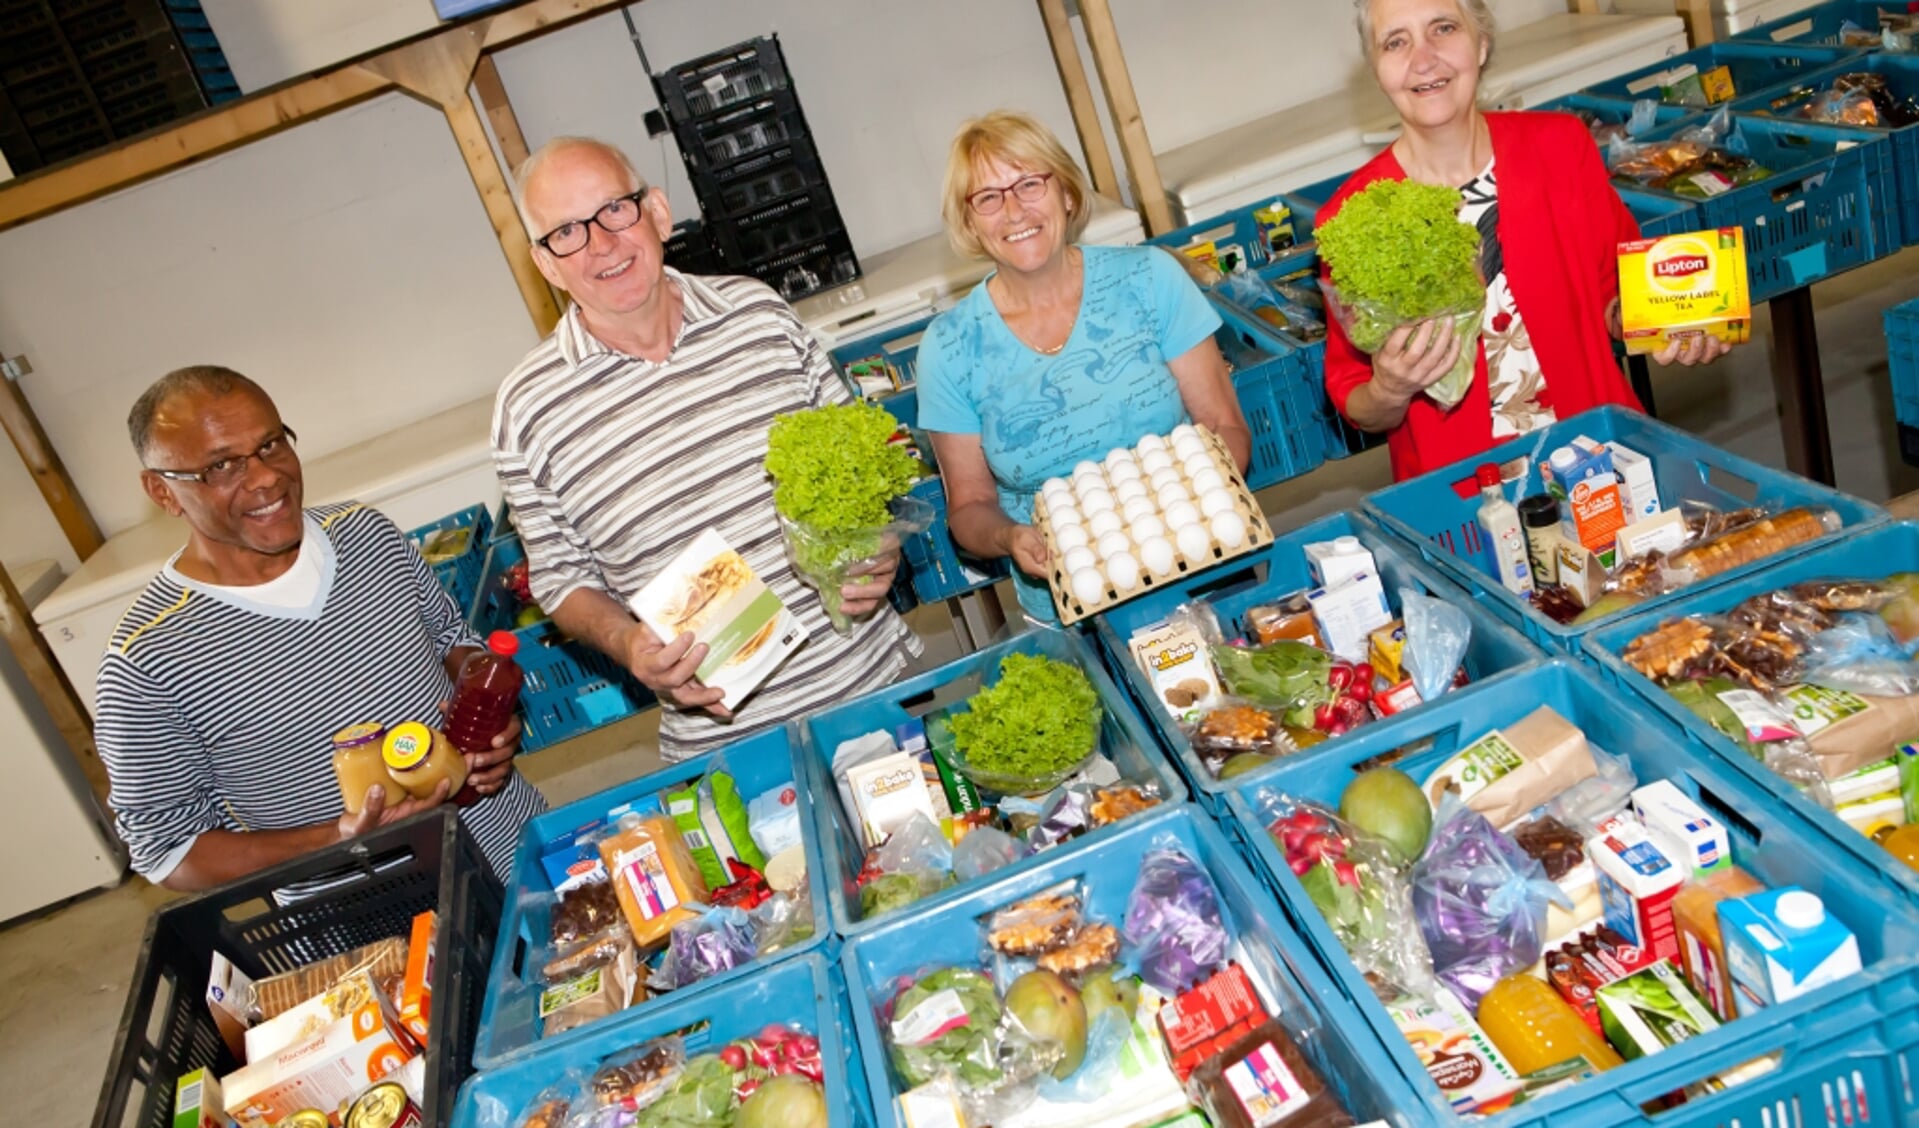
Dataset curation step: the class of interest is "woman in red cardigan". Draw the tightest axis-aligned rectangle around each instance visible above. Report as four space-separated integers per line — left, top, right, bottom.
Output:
1325 0 1731 482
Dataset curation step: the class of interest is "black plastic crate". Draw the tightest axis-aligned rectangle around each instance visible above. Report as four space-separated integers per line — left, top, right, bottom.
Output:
699 151 829 217
681 95 809 175
711 190 846 261
735 226 860 301
663 218 725 275
654 34 792 124
92 810 504 1128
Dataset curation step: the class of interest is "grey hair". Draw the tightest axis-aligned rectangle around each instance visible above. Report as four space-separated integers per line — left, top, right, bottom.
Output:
1354 0 1497 66
512 136 649 241
129 366 268 460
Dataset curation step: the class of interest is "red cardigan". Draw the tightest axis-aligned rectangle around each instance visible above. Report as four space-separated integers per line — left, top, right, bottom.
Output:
1321 111 1644 481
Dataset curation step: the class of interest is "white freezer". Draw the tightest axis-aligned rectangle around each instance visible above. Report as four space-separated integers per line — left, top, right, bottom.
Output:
1611 0 1821 40
1161 13 1690 225
0 559 125 921
35 394 502 717
797 194 1146 349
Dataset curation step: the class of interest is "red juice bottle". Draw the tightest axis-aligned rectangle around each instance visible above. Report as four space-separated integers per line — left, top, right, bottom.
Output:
446 630 524 764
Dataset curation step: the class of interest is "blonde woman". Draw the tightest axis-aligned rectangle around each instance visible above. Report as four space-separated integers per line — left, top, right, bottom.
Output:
916 110 1251 622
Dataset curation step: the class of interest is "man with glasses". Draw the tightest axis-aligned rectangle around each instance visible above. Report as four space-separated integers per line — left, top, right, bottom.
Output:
492 136 919 763
94 366 545 889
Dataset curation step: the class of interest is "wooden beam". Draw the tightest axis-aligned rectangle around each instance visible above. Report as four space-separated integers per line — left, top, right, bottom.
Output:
474 55 531 171
0 373 104 561
1678 0 1716 44
0 562 107 806
1034 0 1121 201
1567 0 1600 14
1075 0 1175 236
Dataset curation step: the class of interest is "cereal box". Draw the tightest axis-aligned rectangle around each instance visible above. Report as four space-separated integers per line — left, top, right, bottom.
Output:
1618 229 1751 357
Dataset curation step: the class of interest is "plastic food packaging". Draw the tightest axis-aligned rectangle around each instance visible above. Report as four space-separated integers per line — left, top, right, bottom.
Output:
952 823 1027 881
886 967 1007 1092
1185 1017 1357 1128
859 812 953 918
664 755 767 890
550 878 622 951
1667 507 1840 584
472 1069 588 1128
584 1035 688 1117
1401 588 1470 704
1191 700 1292 776
1411 795 1569 1008
777 495 933 635
649 907 759 992
1122 844 1231 994
540 942 639 1038
1321 283 1483 410
747 883 813 955
596 812 710 948
945 652 1103 797
1802 612 1919 697
1211 640 1336 717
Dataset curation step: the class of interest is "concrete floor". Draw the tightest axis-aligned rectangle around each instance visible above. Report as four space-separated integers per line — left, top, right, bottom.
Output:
11 246 1919 1127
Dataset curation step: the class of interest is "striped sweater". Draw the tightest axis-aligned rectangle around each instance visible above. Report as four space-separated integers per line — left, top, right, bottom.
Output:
492 271 920 761
96 502 545 882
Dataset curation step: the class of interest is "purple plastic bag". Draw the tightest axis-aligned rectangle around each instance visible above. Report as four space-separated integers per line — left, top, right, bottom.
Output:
1409 795 1568 1008
1123 843 1231 994
651 907 758 991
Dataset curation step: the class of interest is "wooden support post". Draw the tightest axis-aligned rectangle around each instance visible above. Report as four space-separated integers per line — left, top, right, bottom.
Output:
474 55 531 171
0 372 104 561
1567 0 1600 14
1075 0 1175 236
0 562 108 805
1679 0 1716 44
1034 0 1121 201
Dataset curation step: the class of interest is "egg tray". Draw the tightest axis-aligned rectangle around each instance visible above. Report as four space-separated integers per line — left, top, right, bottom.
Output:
1036 426 1275 627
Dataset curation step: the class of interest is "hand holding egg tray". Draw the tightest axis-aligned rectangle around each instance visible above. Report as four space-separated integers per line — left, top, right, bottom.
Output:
1035 424 1276 626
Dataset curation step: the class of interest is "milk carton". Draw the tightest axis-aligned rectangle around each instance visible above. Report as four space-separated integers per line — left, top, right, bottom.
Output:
1718 888 1862 1011
1606 442 1661 522
1589 814 1686 963
1631 780 1730 880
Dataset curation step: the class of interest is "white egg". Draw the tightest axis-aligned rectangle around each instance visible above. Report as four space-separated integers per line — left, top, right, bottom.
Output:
1073 460 1102 481
1063 545 1097 574
1105 551 1141 592
1136 434 1167 454
1047 500 1082 527
1121 497 1157 526
1089 510 1125 540
1054 523 1089 553
1210 510 1248 549
1096 531 1133 560
1112 478 1147 505
1104 447 1137 470
1157 483 1193 512
1165 501 1202 531
1076 479 1113 504
1042 479 1073 504
1140 450 1175 475
1106 461 1142 486
1176 522 1213 564
1148 466 1183 494
1189 467 1226 496
1173 437 1207 463
1070 567 1106 604
1171 423 1200 444
1132 513 1167 542
1138 536 1176 576
1199 488 1236 519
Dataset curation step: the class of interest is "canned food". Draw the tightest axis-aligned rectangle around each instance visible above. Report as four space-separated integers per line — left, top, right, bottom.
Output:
282 1111 330 1128
346 1082 422 1128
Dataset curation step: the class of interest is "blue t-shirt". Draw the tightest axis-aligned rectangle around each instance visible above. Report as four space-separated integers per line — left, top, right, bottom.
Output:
917 244 1223 620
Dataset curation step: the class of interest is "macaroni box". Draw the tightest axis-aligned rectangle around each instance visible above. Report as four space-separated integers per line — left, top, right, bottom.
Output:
1618 229 1751 357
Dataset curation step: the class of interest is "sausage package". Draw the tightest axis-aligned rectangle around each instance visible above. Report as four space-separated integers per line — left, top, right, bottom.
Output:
597 813 710 948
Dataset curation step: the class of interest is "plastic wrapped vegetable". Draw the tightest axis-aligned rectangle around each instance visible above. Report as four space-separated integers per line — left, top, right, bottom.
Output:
1316 179 1485 409
764 402 931 634
1122 845 1231 994
1803 612 1919 697
858 813 953 918
947 652 1102 795
649 907 759 993
1210 640 1336 724
886 967 1006 1090
1259 793 1433 1000
1410 795 1568 1009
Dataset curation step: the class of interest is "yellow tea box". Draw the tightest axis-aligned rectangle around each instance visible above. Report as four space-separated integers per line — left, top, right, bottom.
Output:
1618 229 1751 357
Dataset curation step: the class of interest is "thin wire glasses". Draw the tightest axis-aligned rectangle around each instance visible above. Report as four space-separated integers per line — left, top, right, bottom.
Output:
148 427 298 488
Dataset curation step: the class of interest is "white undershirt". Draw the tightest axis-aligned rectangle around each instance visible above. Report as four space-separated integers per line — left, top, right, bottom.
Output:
165 515 329 611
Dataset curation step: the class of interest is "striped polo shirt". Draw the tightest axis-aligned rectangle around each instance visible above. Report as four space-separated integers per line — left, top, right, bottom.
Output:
96 503 546 882
492 271 920 761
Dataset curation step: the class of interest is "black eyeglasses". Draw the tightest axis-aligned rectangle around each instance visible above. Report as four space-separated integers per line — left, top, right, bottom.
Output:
148 427 298 489
966 172 1055 216
536 191 650 257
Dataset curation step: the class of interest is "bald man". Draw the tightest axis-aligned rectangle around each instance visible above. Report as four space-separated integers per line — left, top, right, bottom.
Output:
491 137 919 762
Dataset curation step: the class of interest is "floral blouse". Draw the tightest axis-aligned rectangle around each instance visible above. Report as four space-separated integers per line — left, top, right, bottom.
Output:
1458 161 1555 439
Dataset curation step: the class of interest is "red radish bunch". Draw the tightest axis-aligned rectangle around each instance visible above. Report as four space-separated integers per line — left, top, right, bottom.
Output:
1312 660 1377 736
503 560 534 605
1270 808 1363 890
723 1025 825 1099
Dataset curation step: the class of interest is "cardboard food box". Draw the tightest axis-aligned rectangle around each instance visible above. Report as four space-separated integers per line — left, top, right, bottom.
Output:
223 997 415 1128
629 528 807 711
1619 229 1751 357
1589 815 1686 964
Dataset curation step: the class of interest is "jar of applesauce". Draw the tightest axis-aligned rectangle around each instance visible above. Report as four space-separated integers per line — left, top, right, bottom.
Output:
382 721 468 800
332 723 389 814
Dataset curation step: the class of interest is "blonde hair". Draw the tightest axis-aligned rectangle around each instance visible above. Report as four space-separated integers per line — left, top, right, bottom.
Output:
940 111 1092 260
1354 0 1497 67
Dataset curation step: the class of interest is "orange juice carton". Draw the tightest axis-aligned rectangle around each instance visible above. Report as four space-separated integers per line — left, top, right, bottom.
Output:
1618 229 1751 357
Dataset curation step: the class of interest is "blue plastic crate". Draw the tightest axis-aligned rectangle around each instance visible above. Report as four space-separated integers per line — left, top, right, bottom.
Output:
469 537 655 752
472 723 830 1071
1221 658 1919 1128
1211 296 1324 488
1628 113 1899 299
1146 191 1318 275
1892 297 1919 432
1287 170 1356 217
1736 0 1919 49
1088 510 1543 813
1538 91 1702 134
407 503 494 621
457 956 873 1127
1533 95 1706 237
1582 520 1919 906
799 626 1186 938
1620 185 1701 238
1729 51 1919 246
830 313 937 402
840 805 1431 1127
1364 405 1886 652
1584 41 1857 105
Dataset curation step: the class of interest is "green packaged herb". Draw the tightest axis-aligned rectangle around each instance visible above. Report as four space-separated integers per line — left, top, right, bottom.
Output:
665 767 766 889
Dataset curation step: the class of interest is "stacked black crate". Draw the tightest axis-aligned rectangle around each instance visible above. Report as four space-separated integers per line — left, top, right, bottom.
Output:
0 0 237 176
654 35 859 301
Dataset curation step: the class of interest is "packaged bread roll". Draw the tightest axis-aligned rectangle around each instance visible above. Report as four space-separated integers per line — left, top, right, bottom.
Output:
596 812 708 947
1668 508 1839 583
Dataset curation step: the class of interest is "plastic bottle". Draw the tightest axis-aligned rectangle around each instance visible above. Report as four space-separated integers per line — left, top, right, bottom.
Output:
1476 973 1624 1076
1518 495 1561 585
1474 464 1534 598
1669 865 1765 1021
445 630 525 754
1884 824 1919 873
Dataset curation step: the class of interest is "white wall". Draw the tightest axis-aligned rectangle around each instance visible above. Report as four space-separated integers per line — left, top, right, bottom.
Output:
0 0 1595 574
